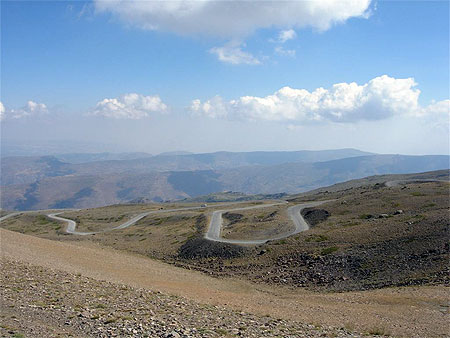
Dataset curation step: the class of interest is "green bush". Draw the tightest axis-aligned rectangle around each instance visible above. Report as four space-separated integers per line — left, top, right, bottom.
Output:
321 246 338 255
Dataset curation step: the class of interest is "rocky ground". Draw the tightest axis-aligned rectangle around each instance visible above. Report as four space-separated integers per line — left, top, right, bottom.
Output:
172 181 450 292
1 259 364 338
2 181 448 293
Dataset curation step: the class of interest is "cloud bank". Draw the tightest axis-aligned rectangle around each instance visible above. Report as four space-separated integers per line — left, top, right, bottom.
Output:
190 75 449 123
0 101 48 121
95 0 371 38
91 93 168 119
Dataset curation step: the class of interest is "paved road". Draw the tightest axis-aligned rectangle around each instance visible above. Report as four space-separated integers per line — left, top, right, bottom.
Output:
45 202 266 235
2 200 332 244
205 200 331 245
0 209 78 223
47 206 215 236
0 212 23 222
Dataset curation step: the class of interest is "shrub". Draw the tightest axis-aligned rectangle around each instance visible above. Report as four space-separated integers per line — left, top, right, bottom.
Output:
321 246 338 255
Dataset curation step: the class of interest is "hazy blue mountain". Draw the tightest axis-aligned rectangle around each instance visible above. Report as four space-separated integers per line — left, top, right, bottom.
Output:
1 148 373 186
54 152 152 164
217 155 450 194
1 153 448 210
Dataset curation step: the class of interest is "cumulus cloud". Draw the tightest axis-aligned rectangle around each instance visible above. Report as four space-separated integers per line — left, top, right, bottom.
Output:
209 43 261 65
95 0 372 38
419 99 450 130
190 75 448 123
1 101 49 121
277 29 297 43
90 93 168 119
419 99 450 116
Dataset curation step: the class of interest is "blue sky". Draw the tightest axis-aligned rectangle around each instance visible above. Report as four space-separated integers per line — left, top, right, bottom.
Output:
1 1 449 155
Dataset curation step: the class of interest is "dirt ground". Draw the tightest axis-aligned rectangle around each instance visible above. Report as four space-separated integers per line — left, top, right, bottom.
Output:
1 228 449 337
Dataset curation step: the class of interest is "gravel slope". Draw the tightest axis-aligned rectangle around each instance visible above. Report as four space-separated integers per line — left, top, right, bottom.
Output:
1 259 361 337
1 228 448 337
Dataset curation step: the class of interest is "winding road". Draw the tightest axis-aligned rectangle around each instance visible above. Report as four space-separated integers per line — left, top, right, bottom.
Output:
47 206 215 236
4 178 446 244
1 200 332 244
205 200 330 245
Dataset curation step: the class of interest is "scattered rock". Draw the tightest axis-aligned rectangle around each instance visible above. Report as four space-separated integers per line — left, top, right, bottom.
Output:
301 208 330 226
178 238 248 259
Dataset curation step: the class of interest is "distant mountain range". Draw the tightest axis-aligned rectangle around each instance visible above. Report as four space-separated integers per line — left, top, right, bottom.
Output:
1 149 449 210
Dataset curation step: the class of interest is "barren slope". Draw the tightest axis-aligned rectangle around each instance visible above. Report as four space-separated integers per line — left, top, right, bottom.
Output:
1 229 448 337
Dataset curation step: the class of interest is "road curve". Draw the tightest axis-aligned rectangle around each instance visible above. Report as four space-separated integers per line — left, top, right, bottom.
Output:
47 206 216 236
0 209 79 224
205 200 331 245
0 212 23 222
3 200 332 244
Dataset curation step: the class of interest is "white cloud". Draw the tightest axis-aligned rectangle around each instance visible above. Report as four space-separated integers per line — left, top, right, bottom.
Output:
95 0 372 38
277 29 297 43
190 75 449 123
95 0 372 63
91 93 168 119
191 96 229 118
274 46 296 57
209 43 261 65
419 99 450 130
420 99 450 116
1 100 49 121
0 102 5 121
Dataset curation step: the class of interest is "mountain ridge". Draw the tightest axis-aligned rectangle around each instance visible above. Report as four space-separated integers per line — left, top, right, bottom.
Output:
1 151 448 210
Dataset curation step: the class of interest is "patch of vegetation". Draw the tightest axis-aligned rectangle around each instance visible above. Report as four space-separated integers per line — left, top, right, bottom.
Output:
320 246 339 255
103 317 118 324
367 327 391 336
411 192 426 197
215 328 229 335
306 235 328 242
342 221 361 227
11 333 25 338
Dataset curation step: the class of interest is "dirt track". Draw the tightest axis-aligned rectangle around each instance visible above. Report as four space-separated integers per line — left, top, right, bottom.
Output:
1 228 448 337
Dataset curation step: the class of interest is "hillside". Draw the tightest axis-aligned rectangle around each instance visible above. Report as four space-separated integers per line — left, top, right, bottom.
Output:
1 175 448 337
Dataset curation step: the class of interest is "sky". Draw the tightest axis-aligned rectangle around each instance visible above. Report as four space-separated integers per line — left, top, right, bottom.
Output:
1 0 449 156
